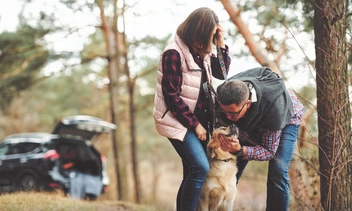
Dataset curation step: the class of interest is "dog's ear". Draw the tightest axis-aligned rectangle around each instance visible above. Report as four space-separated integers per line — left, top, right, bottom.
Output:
210 149 216 159
208 135 220 149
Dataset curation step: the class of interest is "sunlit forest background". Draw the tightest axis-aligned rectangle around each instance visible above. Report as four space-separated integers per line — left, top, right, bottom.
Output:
1 0 351 210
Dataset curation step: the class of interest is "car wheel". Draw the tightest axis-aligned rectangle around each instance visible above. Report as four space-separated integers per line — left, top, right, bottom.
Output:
16 174 38 192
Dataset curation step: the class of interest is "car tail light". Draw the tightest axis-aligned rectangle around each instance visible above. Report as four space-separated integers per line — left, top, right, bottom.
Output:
47 182 60 188
103 185 108 193
101 155 107 163
44 149 60 160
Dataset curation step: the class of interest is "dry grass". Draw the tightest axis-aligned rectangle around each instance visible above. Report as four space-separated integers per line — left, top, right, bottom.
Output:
0 191 160 211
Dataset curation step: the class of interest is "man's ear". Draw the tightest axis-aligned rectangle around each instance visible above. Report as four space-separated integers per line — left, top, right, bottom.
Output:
247 100 251 109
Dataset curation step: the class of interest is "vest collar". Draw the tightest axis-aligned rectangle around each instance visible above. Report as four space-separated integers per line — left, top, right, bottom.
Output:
174 34 211 71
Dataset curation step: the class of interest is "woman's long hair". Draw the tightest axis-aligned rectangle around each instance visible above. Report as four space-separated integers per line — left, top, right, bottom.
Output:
177 7 219 56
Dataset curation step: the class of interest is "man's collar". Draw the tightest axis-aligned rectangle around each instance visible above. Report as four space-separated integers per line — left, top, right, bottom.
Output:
248 83 257 102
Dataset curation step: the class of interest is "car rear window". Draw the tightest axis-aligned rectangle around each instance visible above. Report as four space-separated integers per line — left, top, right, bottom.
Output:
5 143 41 155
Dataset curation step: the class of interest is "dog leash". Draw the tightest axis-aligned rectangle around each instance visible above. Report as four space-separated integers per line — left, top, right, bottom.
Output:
216 46 228 82
203 82 217 134
203 46 229 133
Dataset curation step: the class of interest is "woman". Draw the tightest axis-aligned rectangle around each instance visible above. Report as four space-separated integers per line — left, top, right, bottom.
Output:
153 7 231 211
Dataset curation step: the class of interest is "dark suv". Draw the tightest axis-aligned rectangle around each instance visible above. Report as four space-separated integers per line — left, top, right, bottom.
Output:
0 115 115 199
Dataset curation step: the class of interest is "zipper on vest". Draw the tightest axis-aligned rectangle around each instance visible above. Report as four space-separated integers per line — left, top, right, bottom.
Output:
189 68 202 72
161 109 169 118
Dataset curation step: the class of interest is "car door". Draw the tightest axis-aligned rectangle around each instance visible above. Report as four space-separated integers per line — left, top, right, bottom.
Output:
0 143 23 186
0 143 12 186
0 142 44 186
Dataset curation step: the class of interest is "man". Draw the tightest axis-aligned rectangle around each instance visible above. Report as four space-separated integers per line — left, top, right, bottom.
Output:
216 67 304 211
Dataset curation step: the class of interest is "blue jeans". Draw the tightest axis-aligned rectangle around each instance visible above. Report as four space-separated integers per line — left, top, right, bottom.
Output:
169 130 209 211
236 124 299 211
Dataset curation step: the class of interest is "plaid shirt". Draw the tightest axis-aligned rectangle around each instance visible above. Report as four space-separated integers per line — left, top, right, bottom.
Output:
161 46 231 130
241 89 304 160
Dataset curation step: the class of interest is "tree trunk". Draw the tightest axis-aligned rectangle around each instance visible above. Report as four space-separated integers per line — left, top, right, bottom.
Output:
128 78 142 203
314 0 352 210
117 3 142 203
96 0 129 201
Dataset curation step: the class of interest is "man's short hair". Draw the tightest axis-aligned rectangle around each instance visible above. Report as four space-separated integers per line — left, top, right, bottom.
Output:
217 79 249 105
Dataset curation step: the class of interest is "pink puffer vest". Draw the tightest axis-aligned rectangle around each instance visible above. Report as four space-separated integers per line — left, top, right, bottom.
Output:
153 35 212 141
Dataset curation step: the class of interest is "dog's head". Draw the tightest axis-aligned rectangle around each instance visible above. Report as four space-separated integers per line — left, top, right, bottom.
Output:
208 125 239 161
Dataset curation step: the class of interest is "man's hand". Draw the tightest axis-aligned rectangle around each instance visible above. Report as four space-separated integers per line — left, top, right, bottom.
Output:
218 133 241 153
195 124 207 141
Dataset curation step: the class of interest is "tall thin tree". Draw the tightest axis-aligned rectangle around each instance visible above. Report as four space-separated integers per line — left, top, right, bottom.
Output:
96 0 129 201
314 0 352 210
119 2 142 203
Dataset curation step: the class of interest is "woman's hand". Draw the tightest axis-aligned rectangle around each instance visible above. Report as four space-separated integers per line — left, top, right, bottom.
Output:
195 124 207 141
214 24 225 48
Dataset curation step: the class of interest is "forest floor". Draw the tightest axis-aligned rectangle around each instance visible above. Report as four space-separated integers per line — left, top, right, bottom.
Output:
0 191 160 211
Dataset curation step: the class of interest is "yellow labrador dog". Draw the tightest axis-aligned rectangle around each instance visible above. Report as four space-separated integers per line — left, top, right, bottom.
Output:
196 125 239 211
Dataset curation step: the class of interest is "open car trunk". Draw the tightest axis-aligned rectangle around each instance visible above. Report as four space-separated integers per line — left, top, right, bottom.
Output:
52 139 102 176
49 115 116 199
51 115 116 177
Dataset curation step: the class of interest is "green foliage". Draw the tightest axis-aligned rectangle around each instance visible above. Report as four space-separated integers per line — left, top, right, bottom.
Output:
33 68 110 125
0 25 50 111
285 0 314 30
59 0 95 11
0 67 111 137
80 30 107 63
241 0 314 31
